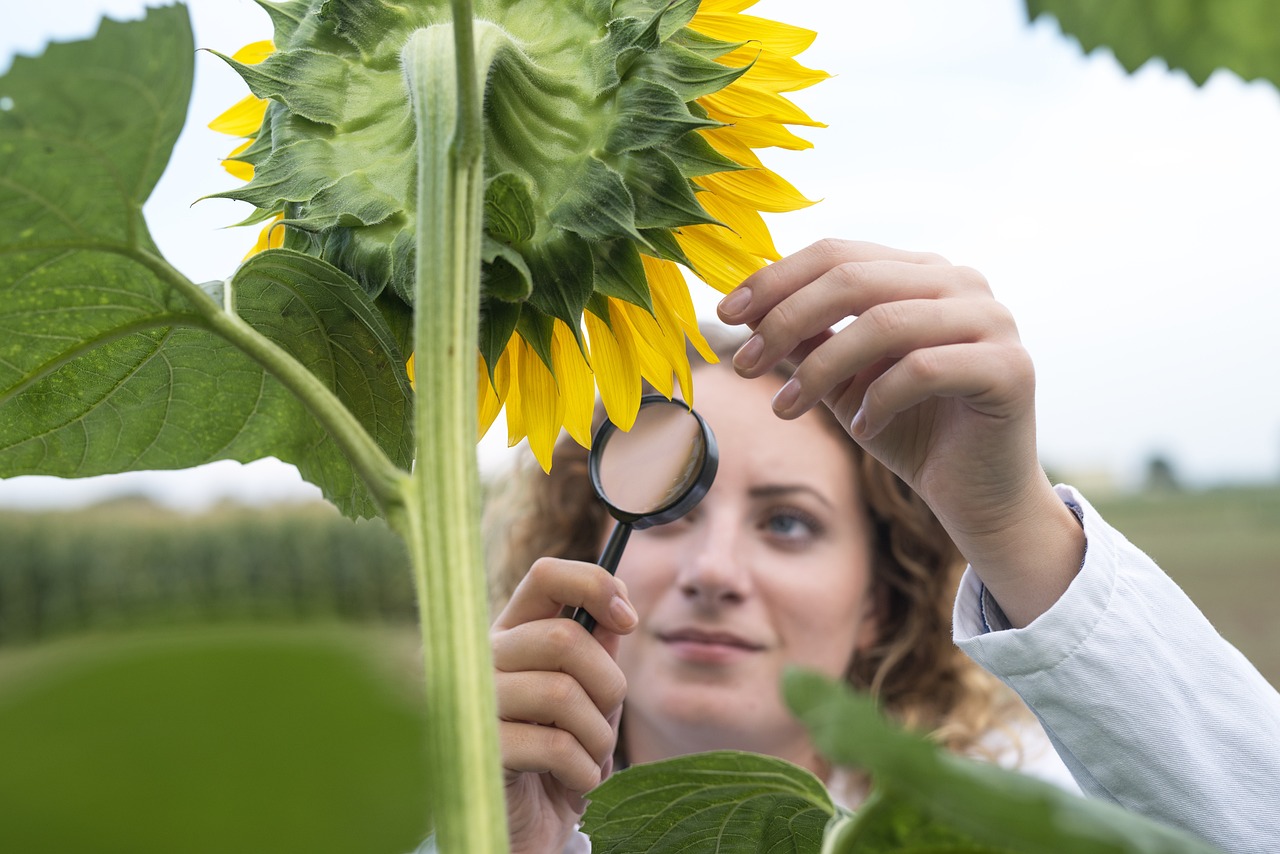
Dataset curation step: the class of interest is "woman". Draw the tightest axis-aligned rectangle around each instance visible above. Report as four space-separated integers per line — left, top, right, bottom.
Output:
487 240 1280 853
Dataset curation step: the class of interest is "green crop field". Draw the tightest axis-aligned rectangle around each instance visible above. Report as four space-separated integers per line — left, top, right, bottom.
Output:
1091 485 1280 687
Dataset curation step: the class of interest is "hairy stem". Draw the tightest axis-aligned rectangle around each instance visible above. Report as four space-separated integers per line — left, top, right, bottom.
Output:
395 12 509 853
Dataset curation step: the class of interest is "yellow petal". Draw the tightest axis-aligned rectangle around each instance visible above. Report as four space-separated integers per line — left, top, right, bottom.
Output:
585 305 641 431
696 190 780 260
700 83 825 128
717 46 831 94
407 352 415 390
641 256 718 368
514 337 565 473
699 105 815 151
697 166 815 213
243 212 286 260
688 13 817 58
619 296 696 403
209 94 268 137
646 276 696 402
676 223 769 294
477 349 512 441
552 320 596 448
232 40 276 65
701 127 764 168
696 0 759 13
222 138 255 181
505 341 526 447
616 301 676 399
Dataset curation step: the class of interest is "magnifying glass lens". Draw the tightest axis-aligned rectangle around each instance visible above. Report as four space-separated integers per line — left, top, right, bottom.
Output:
598 404 705 516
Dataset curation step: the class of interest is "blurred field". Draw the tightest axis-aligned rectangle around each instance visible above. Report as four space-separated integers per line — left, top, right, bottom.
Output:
0 485 1274 852
1091 485 1280 688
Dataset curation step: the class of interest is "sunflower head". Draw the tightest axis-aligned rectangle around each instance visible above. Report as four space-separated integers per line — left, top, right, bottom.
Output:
210 0 826 470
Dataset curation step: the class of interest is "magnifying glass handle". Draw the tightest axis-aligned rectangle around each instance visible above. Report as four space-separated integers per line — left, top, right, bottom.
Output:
571 521 632 635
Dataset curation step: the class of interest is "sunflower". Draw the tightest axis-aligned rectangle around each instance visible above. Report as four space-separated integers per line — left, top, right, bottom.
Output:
209 0 825 471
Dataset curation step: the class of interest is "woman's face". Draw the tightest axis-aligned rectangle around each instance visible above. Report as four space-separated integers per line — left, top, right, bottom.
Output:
614 367 877 771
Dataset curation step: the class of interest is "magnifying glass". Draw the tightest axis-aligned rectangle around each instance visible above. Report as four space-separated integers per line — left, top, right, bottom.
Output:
569 394 718 634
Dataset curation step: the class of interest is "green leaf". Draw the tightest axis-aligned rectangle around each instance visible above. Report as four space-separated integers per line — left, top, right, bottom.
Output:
581 750 834 853
633 40 750 102
213 48 354 126
480 236 533 302
0 5 193 240
826 793 998 853
665 125 749 178
623 150 720 230
0 8 412 519
525 231 596 338
374 289 414 358
606 80 720 154
1026 0 1280 87
484 172 538 244
319 0 424 61
250 0 312 48
514 303 555 374
549 157 648 244
639 227 694 267
229 248 413 474
590 239 652 311
784 670 1225 854
670 28 747 62
0 248 412 520
478 298 520 381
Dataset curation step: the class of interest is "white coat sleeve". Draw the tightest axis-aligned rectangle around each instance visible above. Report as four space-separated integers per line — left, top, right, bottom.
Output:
953 485 1280 854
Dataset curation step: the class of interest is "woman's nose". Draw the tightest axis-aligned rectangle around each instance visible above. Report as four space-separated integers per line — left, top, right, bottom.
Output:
675 510 752 605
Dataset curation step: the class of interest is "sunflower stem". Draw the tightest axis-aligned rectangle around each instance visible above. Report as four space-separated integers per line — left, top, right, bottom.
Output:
395 16 509 854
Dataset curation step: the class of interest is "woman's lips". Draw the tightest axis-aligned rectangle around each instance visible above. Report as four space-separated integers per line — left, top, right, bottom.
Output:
658 628 765 664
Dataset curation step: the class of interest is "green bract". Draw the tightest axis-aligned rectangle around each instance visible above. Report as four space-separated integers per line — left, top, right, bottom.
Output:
213 0 744 369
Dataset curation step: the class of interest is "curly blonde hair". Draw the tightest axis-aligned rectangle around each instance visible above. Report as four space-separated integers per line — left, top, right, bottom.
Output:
483 325 1027 760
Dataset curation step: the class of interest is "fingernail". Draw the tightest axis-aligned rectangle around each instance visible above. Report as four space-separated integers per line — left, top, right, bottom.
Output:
851 406 870 439
717 286 752 319
610 595 637 628
733 334 764 372
772 377 801 414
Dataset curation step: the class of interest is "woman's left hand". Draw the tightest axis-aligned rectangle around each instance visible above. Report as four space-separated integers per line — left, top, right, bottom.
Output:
717 238 1084 627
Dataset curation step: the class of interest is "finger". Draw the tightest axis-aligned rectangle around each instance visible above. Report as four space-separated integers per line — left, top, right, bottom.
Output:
493 558 638 634
852 341 1034 439
497 670 619 764
501 720 606 795
729 262 992 379
717 238 952 327
494 619 628 714
770 298 1012 420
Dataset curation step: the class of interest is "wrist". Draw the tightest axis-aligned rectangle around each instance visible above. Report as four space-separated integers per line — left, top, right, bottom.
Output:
947 478 1086 629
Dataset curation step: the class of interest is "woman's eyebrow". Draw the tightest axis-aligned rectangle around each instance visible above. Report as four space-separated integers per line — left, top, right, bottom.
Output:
747 484 834 510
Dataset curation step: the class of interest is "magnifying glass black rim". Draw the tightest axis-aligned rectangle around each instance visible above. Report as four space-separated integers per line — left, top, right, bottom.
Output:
588 394 718 529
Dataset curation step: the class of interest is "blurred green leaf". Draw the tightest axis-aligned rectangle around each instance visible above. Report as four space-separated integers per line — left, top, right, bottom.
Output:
581 749 834 853
784 669 1224 854
0 626 431 854
1026 0 1280 86
0 8 412 519
824 795 1000 853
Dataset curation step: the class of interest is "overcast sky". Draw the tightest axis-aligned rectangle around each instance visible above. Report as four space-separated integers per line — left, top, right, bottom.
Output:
3 0 1279 509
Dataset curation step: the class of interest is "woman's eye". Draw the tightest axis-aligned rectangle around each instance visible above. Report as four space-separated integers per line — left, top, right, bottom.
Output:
762 508 822 542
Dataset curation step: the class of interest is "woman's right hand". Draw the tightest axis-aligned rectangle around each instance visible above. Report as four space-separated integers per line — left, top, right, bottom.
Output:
492 557 636 854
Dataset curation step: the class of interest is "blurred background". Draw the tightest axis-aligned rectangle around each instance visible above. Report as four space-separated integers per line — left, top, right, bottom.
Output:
2 1 1279 852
